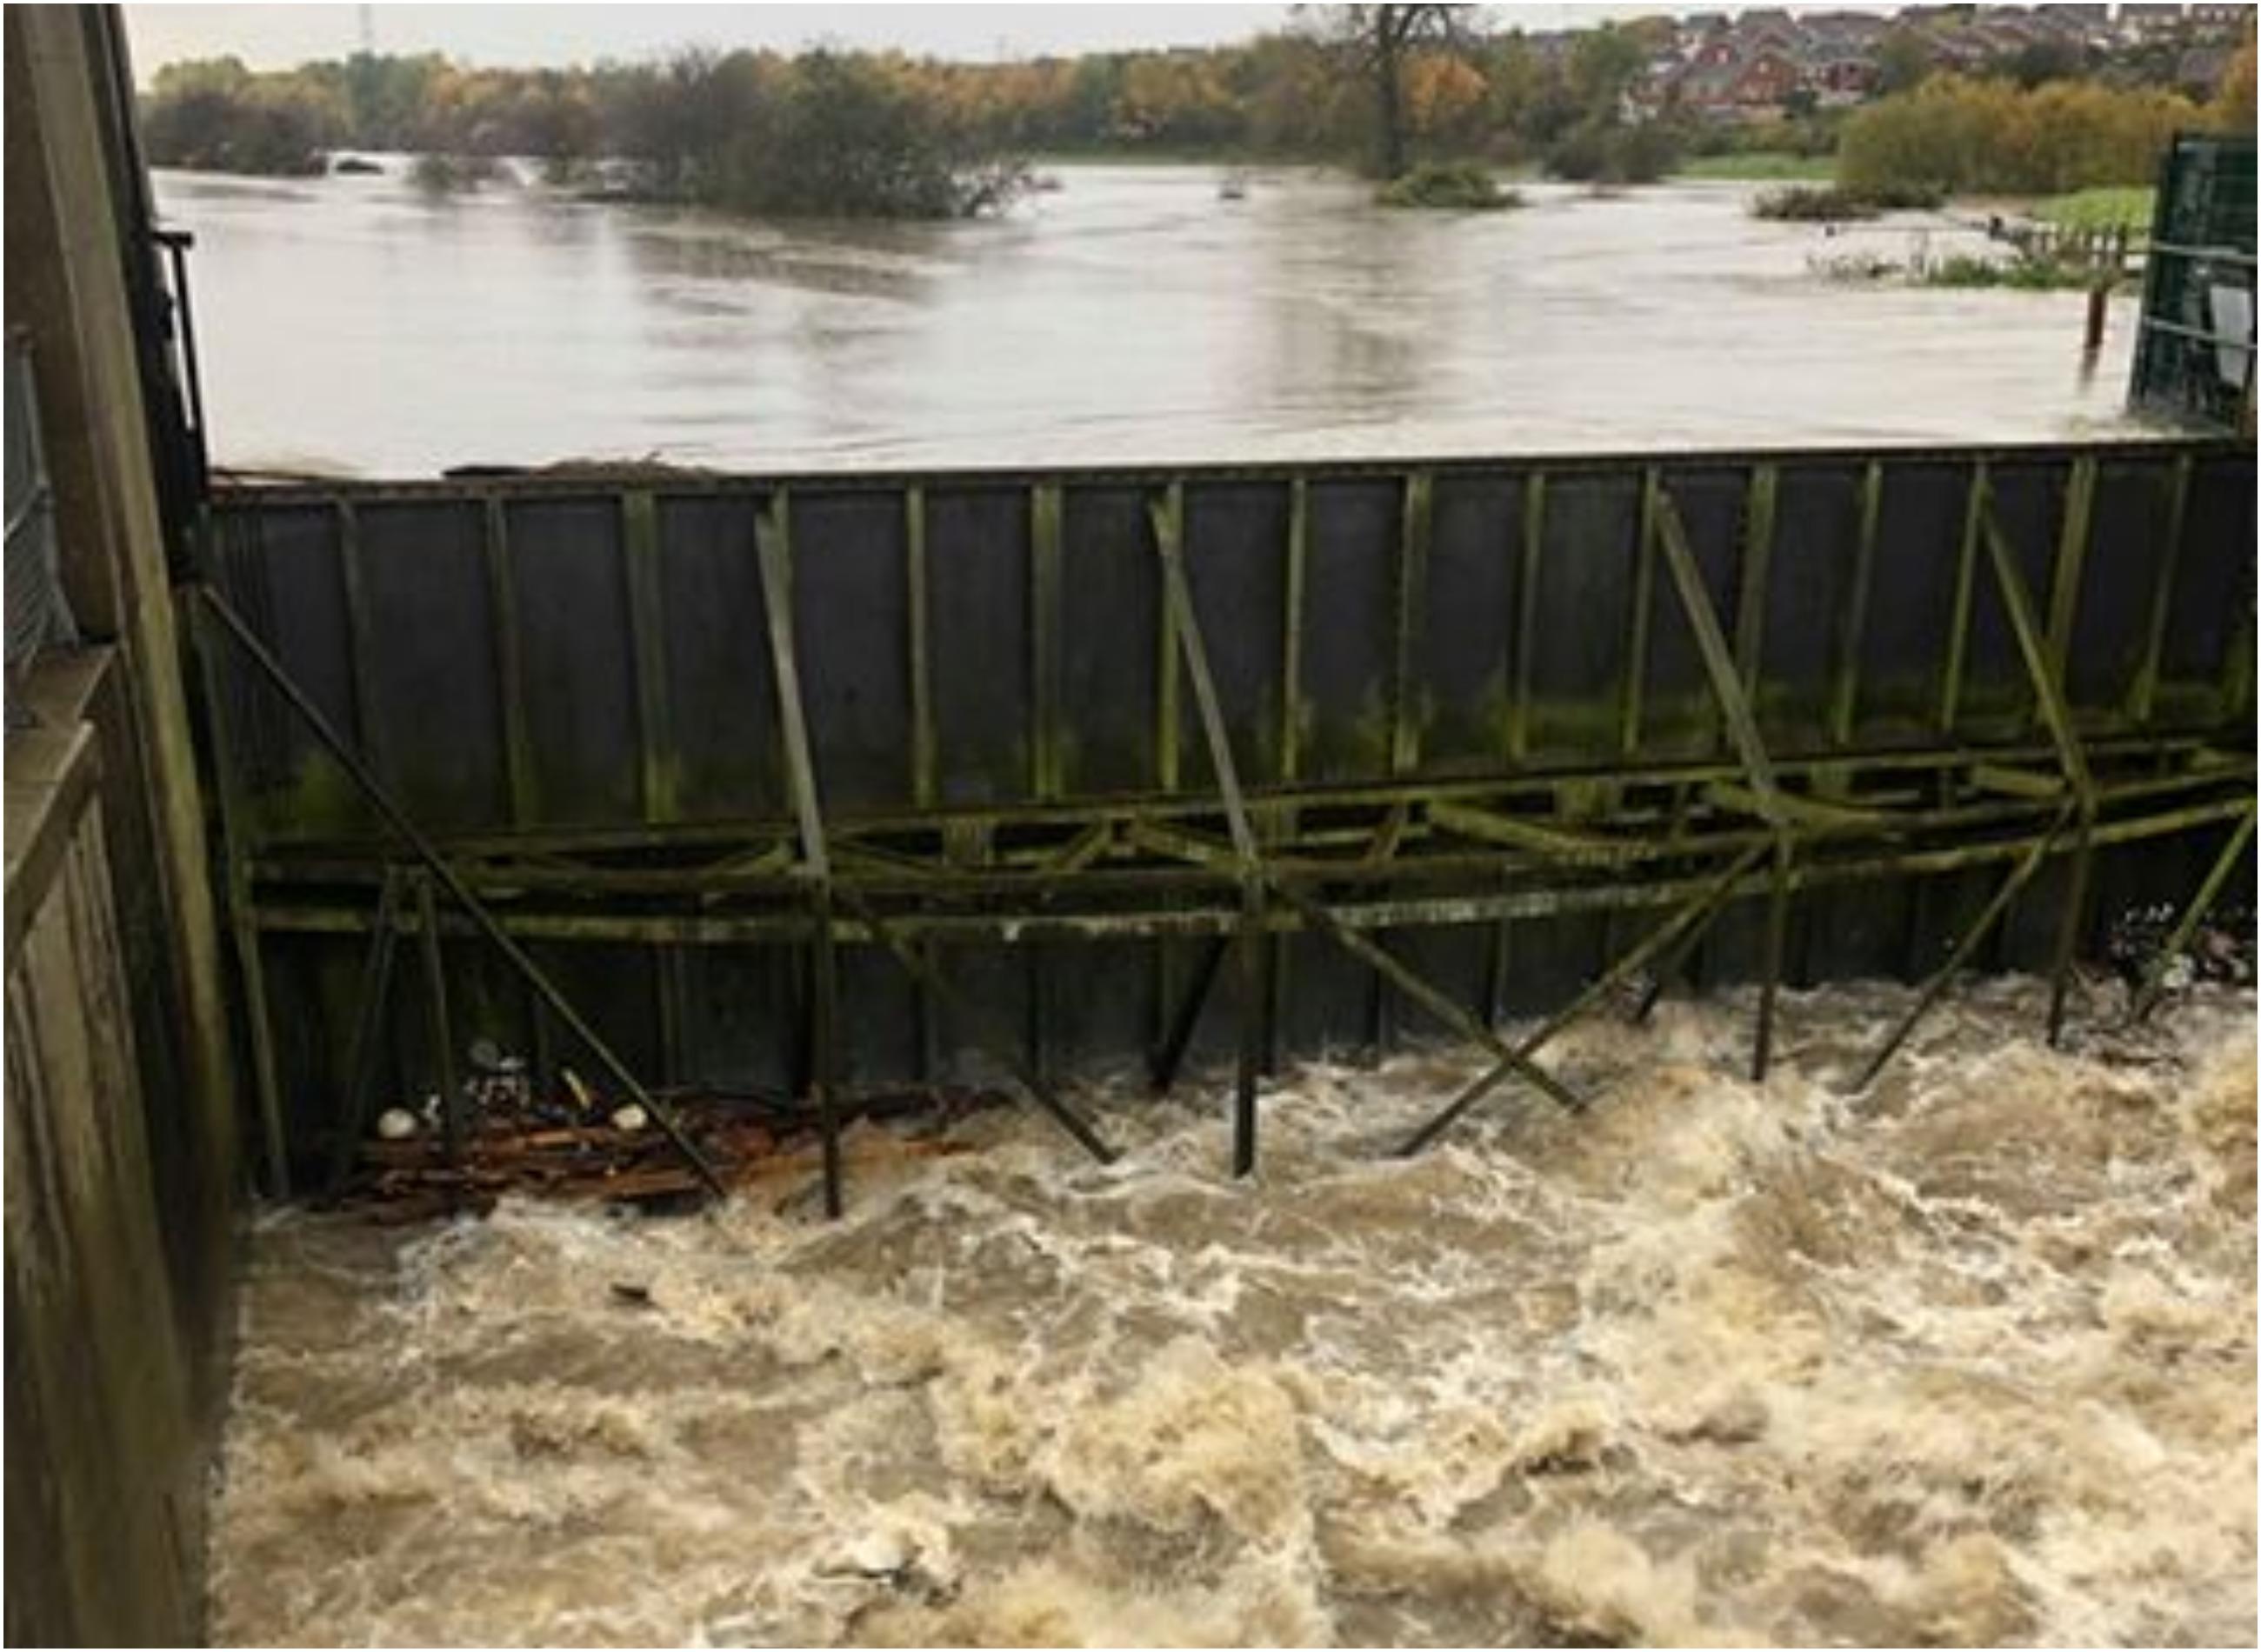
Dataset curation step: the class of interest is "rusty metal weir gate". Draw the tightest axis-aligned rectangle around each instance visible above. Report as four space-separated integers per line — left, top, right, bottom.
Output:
195 439 2256 1209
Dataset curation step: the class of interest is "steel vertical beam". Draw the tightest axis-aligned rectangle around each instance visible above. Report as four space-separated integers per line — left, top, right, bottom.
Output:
1281 476 1309 784
1938 459 1988 735
185 589 292 1197
1733 463 1777 700
335 497 388 785
1510 472 1544 765
1654 487 1794 1079
414 869 460 1167
1151 485 1265 1173
483 495 537 824
1828 460 1884 749
905 486 937 809
1391 470 1432 777
1620 467 1657 756
754 491 844 1216
1030 483 1064 802
623 490 676 825
2128 454 2192 727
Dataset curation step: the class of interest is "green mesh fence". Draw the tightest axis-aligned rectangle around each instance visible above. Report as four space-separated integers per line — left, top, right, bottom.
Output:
2130 133 2257 432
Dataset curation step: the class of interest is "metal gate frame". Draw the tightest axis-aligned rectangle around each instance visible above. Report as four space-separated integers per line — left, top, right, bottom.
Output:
195 441 2258 1211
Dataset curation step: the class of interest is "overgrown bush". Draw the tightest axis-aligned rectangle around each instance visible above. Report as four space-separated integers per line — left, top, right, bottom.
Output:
1376 160 1518 210
1810 246 2119 290
1752 182 1945 220
411 153 508 193
1543 117 1683 185
690 50 1030 219
1838 76 2198 197
1918 252 2111 290
142 57 341 175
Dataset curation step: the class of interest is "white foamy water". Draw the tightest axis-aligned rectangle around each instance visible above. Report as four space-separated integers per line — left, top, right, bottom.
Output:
209 976 2256 1647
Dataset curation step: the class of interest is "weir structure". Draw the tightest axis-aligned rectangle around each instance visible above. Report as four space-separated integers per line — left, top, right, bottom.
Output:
7 10 2255 1645
198 441 2255 1212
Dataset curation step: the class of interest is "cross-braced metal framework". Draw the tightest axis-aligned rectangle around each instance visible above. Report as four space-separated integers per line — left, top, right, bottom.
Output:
194 443 2256 1211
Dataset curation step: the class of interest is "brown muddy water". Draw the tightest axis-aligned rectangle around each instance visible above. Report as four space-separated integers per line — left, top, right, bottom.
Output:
210 977 2255 1647
151 163 2149 477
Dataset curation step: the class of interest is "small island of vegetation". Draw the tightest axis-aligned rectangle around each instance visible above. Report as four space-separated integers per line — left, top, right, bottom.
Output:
1377 161 1518 210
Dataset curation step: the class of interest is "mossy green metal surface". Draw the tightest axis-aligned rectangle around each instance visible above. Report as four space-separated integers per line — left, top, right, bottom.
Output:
200 438 2253 1182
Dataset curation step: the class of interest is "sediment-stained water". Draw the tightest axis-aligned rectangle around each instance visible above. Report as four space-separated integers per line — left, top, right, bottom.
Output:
151 164 2147 477
210 976 2255 1647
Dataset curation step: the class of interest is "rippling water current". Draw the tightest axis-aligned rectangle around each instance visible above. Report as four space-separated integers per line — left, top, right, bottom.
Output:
210 978 2255 1647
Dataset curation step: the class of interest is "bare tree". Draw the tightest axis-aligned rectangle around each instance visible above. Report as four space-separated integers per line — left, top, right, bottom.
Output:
1312 4 1477 179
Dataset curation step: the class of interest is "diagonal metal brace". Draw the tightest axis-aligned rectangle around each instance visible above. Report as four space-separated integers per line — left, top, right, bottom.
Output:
1850 809 2071 1092
1151 486 1268 1175
196 585 730 1202
1654 489 1796 1079
1271 879 1585 1117
2130 804 2257 1023
754 496 848 1216
833 885 1117 1164
323 865 406 1198
1397 842 1769 1155
1978 485 2101 1046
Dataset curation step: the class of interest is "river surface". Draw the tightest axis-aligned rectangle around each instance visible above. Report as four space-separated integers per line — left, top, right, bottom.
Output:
151 162 2146 477
210 978 2254 1647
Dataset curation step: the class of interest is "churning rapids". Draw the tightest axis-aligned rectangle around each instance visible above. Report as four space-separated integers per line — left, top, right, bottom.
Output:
210 977 2255 1648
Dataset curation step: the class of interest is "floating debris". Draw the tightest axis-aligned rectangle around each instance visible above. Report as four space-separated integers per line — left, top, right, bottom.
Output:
2106 902 2257 995
338 1063 1004 1218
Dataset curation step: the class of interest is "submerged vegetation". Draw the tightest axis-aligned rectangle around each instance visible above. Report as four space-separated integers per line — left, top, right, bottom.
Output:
2033 185 2156 232
1376 160 1518 210
1751 182 1944 221
1914 252 2122 291
1542 117 1681 185
410 152 505 193
1811 244 2127 292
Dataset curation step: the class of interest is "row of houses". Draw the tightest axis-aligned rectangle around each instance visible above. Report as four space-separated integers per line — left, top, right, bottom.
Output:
1606 3 2250 123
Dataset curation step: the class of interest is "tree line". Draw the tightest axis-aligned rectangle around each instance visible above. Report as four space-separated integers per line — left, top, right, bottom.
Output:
137 14 1695 208
139 9 2251 216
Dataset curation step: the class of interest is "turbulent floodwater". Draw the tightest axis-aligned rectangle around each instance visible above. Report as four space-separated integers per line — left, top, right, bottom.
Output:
210 977 2256 1648
151 163 2147 476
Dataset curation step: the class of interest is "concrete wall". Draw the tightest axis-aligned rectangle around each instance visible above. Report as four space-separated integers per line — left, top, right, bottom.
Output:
5 7 243 1644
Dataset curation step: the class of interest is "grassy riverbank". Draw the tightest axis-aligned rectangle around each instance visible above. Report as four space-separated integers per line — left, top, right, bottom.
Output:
2032 185 2155 231
1675 151 1835 182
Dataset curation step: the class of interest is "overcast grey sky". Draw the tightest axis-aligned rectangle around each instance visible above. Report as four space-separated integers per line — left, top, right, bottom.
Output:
123 3 1678 79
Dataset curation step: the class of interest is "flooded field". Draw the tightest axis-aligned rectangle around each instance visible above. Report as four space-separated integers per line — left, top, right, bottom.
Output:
210 978 2255 1647
153 163 2146 476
